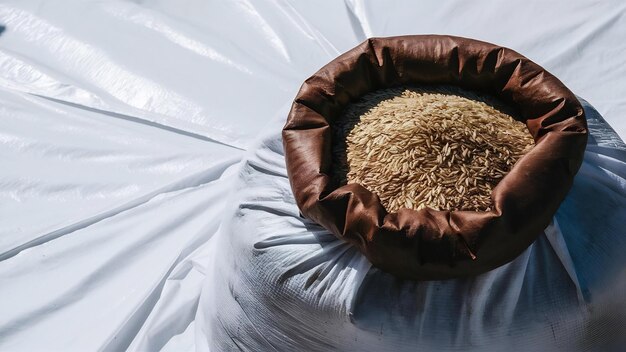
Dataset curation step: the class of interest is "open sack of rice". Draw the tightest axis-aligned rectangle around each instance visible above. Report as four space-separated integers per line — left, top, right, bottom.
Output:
198 36 626 351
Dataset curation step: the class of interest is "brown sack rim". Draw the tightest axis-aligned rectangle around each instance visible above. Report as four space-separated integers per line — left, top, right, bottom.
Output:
282 35 587 280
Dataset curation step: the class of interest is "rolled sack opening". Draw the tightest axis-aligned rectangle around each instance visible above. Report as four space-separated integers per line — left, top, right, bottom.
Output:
282 35 587 280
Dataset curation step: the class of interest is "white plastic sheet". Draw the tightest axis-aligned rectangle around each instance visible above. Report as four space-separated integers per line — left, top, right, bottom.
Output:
0 0 625 351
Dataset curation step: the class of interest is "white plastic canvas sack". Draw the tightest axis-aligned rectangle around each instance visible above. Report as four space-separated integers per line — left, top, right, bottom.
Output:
198 99 626 351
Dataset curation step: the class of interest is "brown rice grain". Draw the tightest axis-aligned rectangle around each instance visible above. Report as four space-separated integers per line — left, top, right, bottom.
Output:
330 85 534 212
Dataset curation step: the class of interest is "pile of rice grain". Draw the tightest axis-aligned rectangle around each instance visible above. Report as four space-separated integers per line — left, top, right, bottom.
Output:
331 86 535 212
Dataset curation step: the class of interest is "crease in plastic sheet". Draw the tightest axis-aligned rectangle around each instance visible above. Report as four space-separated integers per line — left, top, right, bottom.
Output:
0 0 625 351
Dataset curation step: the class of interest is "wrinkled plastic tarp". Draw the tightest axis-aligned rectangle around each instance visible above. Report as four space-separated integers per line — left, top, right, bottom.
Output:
0 1 625 351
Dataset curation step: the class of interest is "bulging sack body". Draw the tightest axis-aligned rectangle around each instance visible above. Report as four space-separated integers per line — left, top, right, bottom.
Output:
200 98 626 351
282 35 588 280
